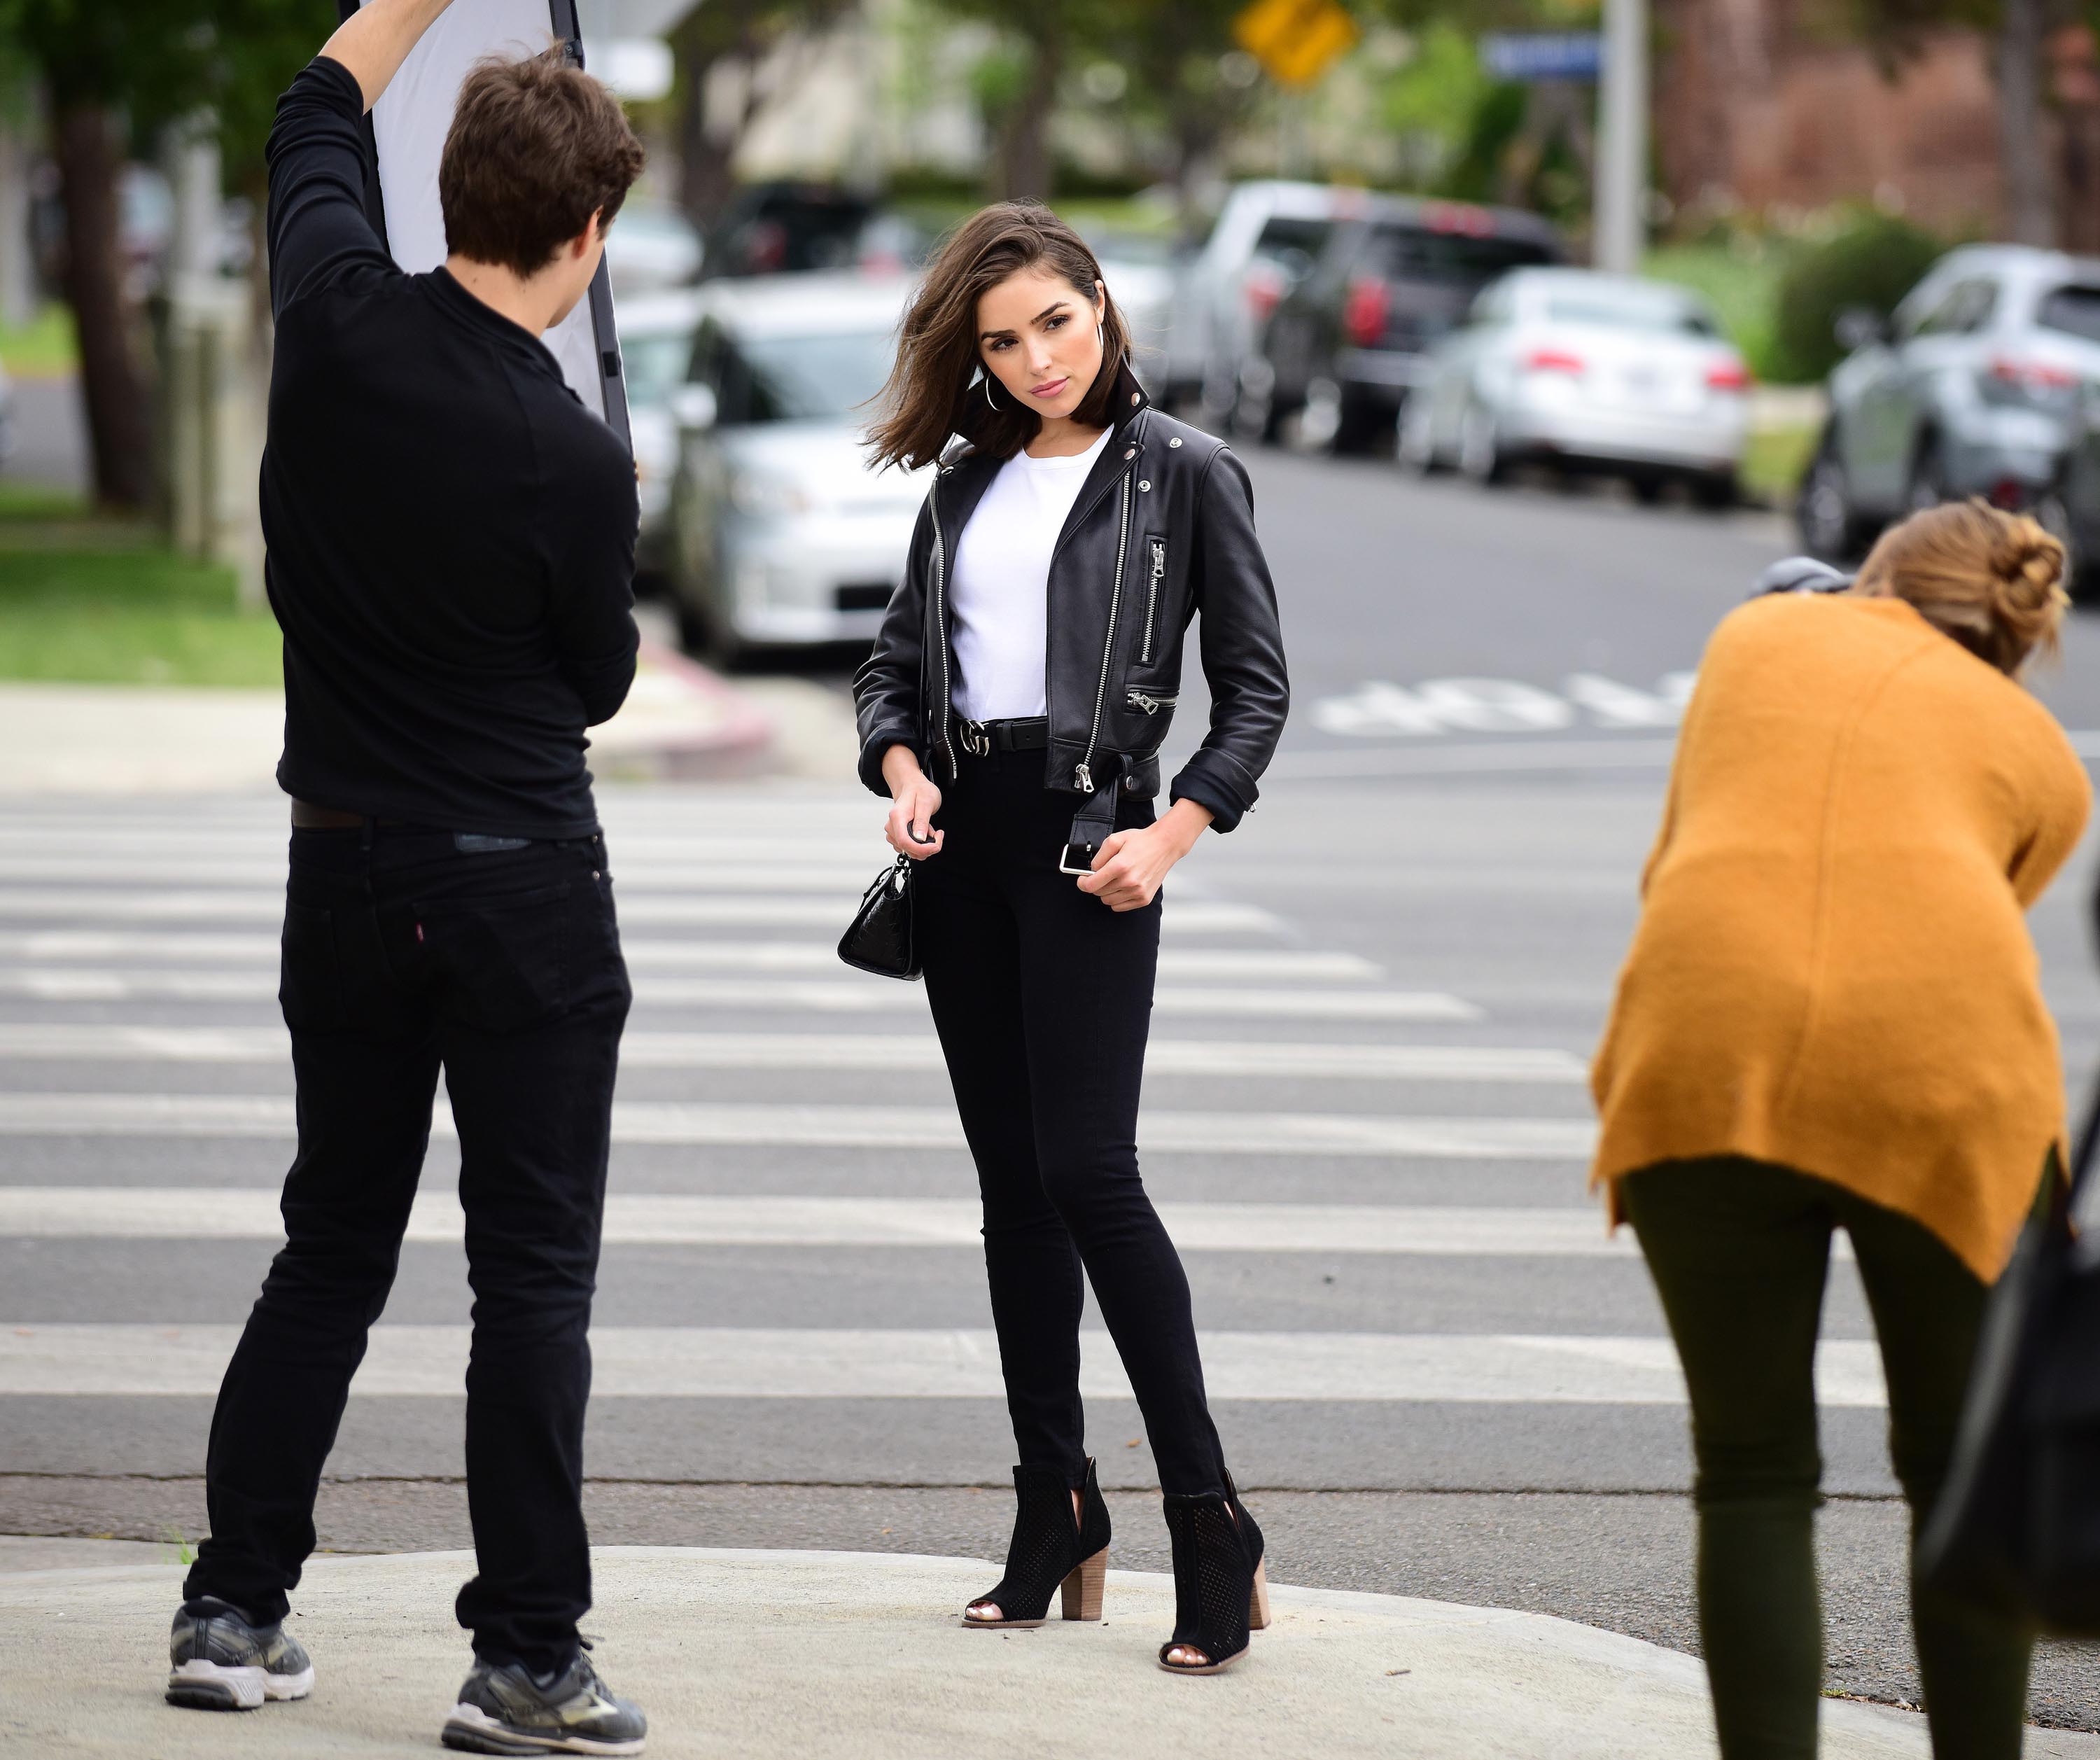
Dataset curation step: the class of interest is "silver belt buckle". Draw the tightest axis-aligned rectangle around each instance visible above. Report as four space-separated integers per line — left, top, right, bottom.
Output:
960 719 990 757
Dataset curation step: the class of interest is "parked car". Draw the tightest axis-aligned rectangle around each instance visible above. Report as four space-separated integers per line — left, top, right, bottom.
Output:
702 183 878 279
1250 195 1563 452
615 290 704 583
604 196 702 294
1154 180 1352 425
1086 227 1183 397
1798 244 2100 559
2033 384 2100 595
664 272 922 655
1400 268 1751 503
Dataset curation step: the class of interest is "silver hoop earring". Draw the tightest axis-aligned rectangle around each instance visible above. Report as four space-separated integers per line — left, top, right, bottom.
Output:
982 375 1000 410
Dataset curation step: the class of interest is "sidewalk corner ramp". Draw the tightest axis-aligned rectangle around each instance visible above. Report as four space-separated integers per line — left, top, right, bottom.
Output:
6 1540 2087 1758
589 640 776 783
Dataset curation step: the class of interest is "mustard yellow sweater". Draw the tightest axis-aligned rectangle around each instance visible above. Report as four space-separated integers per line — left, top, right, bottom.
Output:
1591 592 2090 1280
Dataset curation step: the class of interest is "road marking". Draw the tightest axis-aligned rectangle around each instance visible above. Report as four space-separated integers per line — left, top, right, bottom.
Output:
1312 673 1695 739
0 1323 1886 1405
0 889 1284 937
0 970 1481 1021
0 1094 1592 1157
0 1024 1584 1082
0 932 1379 984
0 1189 1627 1253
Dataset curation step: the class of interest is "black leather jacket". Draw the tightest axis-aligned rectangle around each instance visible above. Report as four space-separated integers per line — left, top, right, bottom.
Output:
853 361 1289 832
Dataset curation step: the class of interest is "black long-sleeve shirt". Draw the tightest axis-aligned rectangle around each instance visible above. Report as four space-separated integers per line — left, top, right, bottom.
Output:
261 56 638 838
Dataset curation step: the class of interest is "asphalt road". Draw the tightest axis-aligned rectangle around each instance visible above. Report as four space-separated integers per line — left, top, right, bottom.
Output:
5 448 2100 1726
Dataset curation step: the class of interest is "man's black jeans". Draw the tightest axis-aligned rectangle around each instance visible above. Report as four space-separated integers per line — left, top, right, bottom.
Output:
916 748 1228 1497
184 823 631 1672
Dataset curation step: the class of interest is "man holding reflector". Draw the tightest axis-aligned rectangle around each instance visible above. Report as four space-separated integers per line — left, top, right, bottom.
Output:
162 2 650 1752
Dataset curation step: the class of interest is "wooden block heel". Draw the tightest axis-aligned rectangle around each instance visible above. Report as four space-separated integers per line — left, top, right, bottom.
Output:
1248 1556 1271 1631
963 1459 1112 1630
1060 1546 1108 1621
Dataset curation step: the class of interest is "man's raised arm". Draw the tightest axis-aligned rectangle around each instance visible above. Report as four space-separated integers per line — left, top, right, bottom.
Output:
321 0 459 113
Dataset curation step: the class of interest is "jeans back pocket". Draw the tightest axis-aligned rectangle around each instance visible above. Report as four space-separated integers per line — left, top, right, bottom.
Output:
414 883 574 1034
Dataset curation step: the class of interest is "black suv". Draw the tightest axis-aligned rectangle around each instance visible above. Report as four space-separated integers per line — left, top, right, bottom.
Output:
1246 195 1563 452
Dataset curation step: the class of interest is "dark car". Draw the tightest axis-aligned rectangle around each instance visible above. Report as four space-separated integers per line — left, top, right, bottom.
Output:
1245 196 1564 453
703 183 882 279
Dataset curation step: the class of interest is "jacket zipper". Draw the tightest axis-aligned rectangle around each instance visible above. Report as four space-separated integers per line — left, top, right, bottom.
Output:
927 468 956 780
1126 688 1177 714
1140 538 1166 664
1074 473 1133 795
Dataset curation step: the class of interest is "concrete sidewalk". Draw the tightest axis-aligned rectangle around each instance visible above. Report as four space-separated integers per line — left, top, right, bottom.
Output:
0 640 789 793
4 1540 2093 1759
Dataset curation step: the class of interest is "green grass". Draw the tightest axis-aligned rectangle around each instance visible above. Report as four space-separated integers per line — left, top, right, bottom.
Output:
1741 423 1819 510
0 510 281 687
1645 242 1795 384
0 303 79 378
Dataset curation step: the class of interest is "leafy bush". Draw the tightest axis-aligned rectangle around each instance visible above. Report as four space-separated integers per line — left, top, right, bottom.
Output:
1771 209 1944 384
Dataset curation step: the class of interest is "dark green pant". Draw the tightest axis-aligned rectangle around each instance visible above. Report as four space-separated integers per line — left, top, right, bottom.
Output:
1621 1157 2033 1760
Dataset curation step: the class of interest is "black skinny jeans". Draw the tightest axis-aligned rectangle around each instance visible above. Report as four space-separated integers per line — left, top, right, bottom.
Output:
916 747 1228 1497
1622 1157 2033 1760
185 824 631 1672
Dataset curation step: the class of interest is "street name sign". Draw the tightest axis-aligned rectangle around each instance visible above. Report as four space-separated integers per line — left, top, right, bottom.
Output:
1479 32 1604 83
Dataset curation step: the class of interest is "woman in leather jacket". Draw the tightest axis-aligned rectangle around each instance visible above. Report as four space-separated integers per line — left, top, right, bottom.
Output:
855 202 1289 1674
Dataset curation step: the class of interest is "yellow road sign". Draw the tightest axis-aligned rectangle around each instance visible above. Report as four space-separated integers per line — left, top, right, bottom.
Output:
1233 0 1359 90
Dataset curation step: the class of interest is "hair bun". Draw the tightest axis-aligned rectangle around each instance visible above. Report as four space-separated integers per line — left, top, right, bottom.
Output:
1989 518 2065 609
1854 499 2068 675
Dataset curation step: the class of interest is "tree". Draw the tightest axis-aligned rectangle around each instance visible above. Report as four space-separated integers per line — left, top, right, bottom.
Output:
1836 0 2055 246
666 0 853 231
0 0 331 509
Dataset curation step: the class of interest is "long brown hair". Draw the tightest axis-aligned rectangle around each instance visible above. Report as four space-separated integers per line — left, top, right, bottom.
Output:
1854 498 2068 676
866 201 1133 472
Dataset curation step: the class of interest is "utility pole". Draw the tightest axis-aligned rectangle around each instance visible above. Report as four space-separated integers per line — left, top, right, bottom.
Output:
1592 0 1647 275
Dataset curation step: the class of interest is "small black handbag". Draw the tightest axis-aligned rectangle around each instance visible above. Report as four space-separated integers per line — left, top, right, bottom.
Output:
838 853 920 981
1918 1087 2100 1633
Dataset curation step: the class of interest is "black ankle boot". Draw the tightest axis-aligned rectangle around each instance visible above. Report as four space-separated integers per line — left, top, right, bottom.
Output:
1158 1471 1269 1673
962 1458 1111 1628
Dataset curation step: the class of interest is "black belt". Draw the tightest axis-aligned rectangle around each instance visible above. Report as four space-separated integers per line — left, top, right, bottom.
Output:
955 715 1048 757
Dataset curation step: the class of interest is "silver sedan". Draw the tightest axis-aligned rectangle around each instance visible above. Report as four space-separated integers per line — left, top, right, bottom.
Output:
665 274 923 657
1401 268 1751 504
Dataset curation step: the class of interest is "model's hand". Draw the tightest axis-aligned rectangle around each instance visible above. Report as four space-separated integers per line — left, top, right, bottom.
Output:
881 746 944 860
1077 801 1213 911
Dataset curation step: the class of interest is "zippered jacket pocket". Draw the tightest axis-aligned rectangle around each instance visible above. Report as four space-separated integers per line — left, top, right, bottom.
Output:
1140 536 1168 664
1126 688 1179 715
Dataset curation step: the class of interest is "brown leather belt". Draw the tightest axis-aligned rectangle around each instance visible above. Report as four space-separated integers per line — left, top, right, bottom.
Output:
290 799 407 830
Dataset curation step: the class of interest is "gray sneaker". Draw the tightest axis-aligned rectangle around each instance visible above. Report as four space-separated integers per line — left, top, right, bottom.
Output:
442 1651 646 1756
166 1596 315 1710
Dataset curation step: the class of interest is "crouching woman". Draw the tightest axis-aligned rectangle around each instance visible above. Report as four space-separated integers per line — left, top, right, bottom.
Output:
1590 501 2090 1759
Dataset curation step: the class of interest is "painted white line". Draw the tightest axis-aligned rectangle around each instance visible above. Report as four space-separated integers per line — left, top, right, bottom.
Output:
0 1094 1592 1157
0 1024 1580 1082
0 1324 1886 1405
0 1189 1626 1255
0 970 1480 1021
0 890 1284 937
0 932 1377 984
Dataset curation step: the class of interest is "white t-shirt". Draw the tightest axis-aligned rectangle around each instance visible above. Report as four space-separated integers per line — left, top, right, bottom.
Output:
948 426 1113 722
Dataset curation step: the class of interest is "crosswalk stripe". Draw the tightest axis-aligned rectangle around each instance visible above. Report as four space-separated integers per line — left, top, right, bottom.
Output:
0 931 1379 983
0 1323 1886 1405
0 1024 1582 1081
0 969 1482 1021
0 1189 1625 1254
0 1093 1593 1157
0 889 1282 936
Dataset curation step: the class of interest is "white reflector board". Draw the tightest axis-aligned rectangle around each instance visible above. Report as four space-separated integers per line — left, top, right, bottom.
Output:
345 0 629 440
